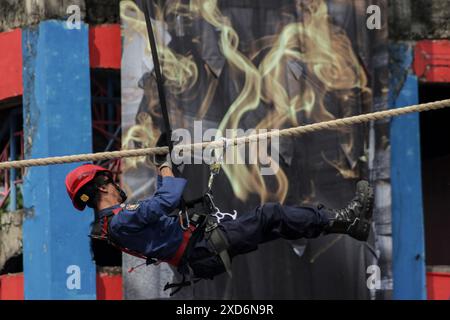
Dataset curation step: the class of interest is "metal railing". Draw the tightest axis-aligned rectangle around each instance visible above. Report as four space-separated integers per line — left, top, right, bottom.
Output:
91 70 122 181
0 109 23 212
0 71 122 211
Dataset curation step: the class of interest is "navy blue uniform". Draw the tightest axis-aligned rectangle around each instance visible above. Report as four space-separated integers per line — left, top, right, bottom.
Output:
187 203 329 278
97 176 186 260
97 176 330 279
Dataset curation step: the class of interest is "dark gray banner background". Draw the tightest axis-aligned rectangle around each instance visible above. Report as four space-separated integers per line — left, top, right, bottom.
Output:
120 0 390 299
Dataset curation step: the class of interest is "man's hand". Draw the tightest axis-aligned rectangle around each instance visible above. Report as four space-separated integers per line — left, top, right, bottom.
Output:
159 166 174 177
152 132 172 170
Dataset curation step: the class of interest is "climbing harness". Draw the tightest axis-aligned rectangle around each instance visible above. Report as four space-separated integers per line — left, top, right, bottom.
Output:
213 209 238 224
160 139 234 295
89 205 195 273
206 138 238 224
89 206 150 266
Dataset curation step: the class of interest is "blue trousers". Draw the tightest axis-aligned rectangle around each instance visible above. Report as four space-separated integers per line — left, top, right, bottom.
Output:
187 202 329 279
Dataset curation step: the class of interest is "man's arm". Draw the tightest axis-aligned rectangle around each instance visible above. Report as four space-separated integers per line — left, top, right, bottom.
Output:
137 166 186 224
110 173 187 233
156 166 174 189
152 170 186 213
110 157 185 235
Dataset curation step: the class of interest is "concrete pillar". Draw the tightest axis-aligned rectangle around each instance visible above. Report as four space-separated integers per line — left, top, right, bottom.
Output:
22 20 96 299
389 43 426 300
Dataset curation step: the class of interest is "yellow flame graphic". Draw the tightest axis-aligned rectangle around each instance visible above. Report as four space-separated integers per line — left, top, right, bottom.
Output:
121 0 371 204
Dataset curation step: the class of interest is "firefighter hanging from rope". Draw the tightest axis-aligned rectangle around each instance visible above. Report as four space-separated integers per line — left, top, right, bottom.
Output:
64 0 374 295
65 130 374 295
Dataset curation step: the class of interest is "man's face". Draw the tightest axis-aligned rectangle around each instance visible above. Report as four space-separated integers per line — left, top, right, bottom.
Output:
105 183 122 202
97 179 123 204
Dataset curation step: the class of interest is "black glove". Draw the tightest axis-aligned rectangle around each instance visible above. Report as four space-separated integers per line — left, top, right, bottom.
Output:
153 132 172 170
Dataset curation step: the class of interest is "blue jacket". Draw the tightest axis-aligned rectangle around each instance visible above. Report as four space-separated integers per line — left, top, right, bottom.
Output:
97 176 187 260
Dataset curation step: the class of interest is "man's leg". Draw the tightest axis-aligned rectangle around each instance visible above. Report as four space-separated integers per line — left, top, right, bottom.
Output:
186 203 327 279
187 180 374 278
221 180 374 257
220 203 327 257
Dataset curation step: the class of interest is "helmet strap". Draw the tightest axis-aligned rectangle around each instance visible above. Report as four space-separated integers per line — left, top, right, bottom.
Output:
112 182 127 204
93 174 127 205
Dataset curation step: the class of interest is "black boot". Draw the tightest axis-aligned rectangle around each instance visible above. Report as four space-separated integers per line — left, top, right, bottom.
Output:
322 180 374 241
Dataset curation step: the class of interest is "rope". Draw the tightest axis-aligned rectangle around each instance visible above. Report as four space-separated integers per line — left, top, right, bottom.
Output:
1 98 449 170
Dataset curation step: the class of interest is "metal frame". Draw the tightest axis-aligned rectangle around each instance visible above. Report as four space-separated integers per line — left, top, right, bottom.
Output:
91 70 122 180
0 107 24 211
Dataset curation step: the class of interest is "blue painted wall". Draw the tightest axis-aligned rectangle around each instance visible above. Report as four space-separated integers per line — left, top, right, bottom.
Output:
389 44 426 300
22 21 96 299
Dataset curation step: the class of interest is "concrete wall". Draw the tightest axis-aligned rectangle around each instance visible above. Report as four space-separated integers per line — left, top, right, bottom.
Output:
0 210 23 272
22 20 96 300
0 0 119 32
388 0 450 299
389 0 450 40
0 0 85 32
0 272 123 300
85 0 120 25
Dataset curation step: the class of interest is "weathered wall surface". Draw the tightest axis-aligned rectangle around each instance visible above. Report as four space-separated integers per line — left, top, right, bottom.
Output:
0 0 85 31
22 20 96 299
389 0 450 40
0 210 23 272
0 0 119 32
85 0 120 25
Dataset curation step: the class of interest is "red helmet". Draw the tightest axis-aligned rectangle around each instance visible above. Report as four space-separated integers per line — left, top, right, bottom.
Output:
65 164 112 211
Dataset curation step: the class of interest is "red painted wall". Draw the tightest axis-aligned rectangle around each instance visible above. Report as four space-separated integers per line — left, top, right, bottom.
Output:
0 29 23 100
3 272 450 300
96 273 123 300
414 40 450 82
0 273 122 300
414 39 450 300
89 24 121 69
0 24 120 102
0 274 24 300
427 272 450 300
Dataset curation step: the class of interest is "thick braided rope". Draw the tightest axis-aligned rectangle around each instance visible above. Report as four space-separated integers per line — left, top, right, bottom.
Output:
1 99 449 170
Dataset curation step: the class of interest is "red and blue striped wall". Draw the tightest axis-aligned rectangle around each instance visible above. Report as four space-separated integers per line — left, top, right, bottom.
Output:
0 20 449 300
0 21 121 300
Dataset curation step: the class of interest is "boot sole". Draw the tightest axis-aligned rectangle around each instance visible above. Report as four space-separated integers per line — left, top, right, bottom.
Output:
350 181 374 241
